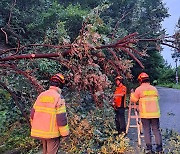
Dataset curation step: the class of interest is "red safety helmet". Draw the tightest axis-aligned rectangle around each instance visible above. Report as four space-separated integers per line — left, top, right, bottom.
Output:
115 75 123 81
138 72 149 82
50 73 65 84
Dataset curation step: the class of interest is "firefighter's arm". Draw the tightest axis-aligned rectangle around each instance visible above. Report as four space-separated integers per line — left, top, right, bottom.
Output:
56 97 69 137
130 88 139 103
114 93 123 97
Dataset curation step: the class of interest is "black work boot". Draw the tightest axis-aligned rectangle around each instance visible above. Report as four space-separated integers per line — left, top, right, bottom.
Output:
145 144 153 154
155 144 163 153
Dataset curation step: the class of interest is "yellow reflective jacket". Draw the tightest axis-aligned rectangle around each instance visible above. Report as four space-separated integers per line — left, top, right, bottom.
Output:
130 83 160 118
30 86 69 139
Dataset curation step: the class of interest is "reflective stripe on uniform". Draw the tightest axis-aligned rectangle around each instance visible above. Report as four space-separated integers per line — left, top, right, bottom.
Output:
59 125 69 136
33 107 56 114
56 105 66 114
31 129 60 138
50 114 55 132
39 96 55 103
143 90 157 96
140 111 160 118
34 105 66 114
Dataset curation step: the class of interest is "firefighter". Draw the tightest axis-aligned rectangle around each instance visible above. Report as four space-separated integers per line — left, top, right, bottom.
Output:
112 75 127 135
30 73 69 154
130 72 163 154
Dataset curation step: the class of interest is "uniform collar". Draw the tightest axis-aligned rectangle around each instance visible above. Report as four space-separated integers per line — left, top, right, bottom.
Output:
49 86 61 94
117 83 123 87
141 82 150 86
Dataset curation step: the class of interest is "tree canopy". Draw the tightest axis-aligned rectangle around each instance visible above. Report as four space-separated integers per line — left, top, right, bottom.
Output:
1 0 178 119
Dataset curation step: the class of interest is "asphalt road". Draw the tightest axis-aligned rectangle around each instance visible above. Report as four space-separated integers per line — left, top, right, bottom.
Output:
157 87 180 133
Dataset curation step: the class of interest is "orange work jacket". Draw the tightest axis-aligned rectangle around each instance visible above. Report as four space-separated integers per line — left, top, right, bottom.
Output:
114 84 127 108
30 86 69 139
130 83 160 118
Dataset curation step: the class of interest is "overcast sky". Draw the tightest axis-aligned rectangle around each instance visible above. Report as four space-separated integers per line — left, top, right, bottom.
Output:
161 0 180 67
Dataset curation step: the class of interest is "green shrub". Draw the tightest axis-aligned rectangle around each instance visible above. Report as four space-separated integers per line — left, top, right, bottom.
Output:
162 129 180 153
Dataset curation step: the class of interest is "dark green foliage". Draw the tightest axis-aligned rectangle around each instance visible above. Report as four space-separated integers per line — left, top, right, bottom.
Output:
0 0 88 45
0 122 39 153
0 89 34 153
0 89 20 132
158 65 180 85
58 0 102 9
142 49 165 82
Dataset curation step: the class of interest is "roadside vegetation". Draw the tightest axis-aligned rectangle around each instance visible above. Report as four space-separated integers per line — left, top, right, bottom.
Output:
158 83 180 89
155 65 180 89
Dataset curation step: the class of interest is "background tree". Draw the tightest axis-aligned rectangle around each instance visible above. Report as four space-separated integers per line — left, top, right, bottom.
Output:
172 17 180 59
101 0 169 81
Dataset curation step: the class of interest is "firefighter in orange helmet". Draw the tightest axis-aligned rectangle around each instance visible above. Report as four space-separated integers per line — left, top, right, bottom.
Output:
30 73 69 154
130 72 163 153
112 75 127 135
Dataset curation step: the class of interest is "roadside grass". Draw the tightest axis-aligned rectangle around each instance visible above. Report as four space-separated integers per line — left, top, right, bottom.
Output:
157 83 180 89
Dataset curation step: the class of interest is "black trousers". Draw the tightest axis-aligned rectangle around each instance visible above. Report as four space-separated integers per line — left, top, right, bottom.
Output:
141 118 162 151
114 107 126 134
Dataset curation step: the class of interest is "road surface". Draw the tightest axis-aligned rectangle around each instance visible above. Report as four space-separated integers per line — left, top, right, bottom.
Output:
157 87 180 133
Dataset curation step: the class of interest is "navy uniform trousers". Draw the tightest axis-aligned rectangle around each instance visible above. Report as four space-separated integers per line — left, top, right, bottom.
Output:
114 107 126 134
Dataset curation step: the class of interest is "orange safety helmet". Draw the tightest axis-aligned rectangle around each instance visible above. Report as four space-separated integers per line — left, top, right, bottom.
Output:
50 73 65 84
138 72 149 82
115 75 123 81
